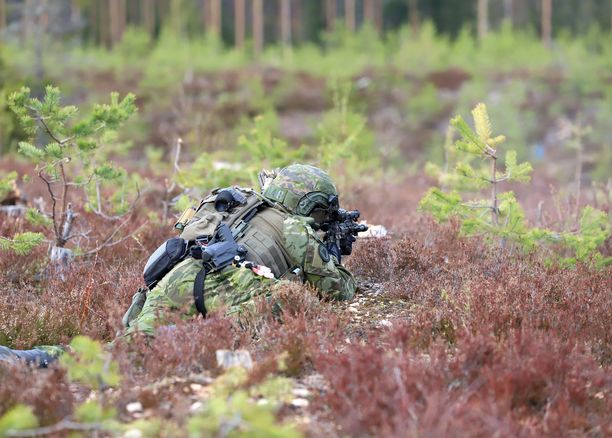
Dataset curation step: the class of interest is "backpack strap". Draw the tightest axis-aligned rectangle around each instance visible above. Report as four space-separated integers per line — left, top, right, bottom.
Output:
193 266 209 317
192 203 264 317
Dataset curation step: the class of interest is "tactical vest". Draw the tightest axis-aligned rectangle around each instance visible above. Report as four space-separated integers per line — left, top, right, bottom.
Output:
180 187 292 278
130 186 296 326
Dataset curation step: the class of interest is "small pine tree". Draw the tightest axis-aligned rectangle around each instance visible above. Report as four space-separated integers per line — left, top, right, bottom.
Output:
421 103 611 266
9 85 138 265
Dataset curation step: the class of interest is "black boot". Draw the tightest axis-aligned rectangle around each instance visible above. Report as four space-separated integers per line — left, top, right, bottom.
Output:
0 346 59 368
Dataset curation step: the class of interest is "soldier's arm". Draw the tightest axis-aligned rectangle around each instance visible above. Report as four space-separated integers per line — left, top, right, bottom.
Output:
283 217 356 301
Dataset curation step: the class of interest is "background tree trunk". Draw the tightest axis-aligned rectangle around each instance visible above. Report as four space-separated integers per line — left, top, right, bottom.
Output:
23 0 34 42
0 0 6 30
70 0 81 27
280 0 291 49
503 0 514 26
234 0 245 48
291 0 302 42
99 0 110 47
477 0 489 42
143 0 156 37
325 0 336 31
375 0 382 33
210 0 221 36
408 0 419 37
344 0 355 32
541 0 552 47
253 0 264 57
109 0 120 46
118 0 126 37
364 0 375 26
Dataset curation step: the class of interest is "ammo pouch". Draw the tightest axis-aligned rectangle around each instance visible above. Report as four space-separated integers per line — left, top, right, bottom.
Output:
143 237 189 289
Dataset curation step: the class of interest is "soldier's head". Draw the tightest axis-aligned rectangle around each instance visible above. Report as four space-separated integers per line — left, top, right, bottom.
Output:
262 164 338 224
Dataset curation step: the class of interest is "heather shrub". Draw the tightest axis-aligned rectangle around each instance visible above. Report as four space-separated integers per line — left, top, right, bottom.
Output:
0 365 73 426
314 326 611 437
118 313 246 382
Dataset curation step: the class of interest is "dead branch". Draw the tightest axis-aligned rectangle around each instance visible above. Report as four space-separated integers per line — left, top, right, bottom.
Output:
79 218 147 257
6 419 106 437
92 183 141 222
37 169 59 240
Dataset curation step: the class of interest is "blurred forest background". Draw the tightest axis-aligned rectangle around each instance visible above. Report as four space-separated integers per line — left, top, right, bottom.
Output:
1 0 611 185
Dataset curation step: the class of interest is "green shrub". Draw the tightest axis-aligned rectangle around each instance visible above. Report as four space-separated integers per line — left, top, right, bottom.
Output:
421 103 611 266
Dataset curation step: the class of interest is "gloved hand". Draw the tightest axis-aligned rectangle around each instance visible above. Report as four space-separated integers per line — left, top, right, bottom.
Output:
339 234 357 256
326 241 342 264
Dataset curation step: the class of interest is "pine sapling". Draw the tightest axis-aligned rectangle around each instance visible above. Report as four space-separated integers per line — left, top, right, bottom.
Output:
420 103 611 266
8 85 140 266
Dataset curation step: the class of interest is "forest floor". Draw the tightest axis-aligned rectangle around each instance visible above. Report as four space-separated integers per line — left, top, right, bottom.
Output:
1 166 610 437
0 60 611 435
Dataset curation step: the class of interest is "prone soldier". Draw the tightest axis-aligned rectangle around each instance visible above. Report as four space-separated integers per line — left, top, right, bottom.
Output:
0 164 365 366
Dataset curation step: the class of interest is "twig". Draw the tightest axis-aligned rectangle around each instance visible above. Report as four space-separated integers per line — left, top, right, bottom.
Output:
6 419 106 437
60 203 75 245
162 137 183 221
79 220 148 257
490 147 499 226
92 183 141 221
38 169 59 240
58 162 70 241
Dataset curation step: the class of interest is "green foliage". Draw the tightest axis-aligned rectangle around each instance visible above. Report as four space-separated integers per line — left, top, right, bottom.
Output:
60 336 121 390
559 206 612 267
187 391 301 438
74 400 118 426
421 103 610 266
0 171 17 199
0 405 38 436
187 367 301 438
316 82 378 180
8 86 138 246
0 232 44 255
238 114 307 185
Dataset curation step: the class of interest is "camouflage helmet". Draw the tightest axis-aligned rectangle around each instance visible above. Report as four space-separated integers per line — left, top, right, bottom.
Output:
262 164 338 218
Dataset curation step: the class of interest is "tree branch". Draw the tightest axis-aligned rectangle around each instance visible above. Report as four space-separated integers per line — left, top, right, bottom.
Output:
6 419 107 437
37 169 60 241
79 219 147 257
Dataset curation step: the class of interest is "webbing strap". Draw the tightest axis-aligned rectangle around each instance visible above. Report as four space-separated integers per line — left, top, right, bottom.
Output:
193 266 209 317
192 203 263 317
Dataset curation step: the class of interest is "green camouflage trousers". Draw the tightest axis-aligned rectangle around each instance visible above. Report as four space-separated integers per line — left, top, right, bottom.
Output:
123 258 278 337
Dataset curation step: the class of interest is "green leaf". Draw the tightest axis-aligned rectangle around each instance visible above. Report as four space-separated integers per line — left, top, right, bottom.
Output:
0 405 39 435
0 171 18 199
60 336 121 389
18 142 44 161
94 163 124 181
472 103 492 142
450 115 487 155
44 143 64 160
504 150 532 183
75 400 116 423
77 138 98 152
0 232 45 255
418 188 463 222
25 208 53 228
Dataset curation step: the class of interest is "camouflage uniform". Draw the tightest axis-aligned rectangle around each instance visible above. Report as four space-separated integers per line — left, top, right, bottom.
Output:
125 212 356 337
125 164 356 336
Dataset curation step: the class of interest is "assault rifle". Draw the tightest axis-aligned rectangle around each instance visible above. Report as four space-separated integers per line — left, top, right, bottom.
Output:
316 208 368 256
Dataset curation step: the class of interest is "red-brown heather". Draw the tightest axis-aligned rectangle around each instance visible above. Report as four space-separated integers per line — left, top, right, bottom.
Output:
0 164 611 437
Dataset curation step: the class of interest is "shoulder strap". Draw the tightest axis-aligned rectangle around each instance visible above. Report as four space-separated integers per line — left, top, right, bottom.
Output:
192 202 263 317
193 266 209 317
